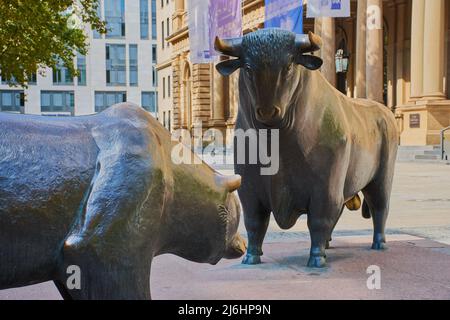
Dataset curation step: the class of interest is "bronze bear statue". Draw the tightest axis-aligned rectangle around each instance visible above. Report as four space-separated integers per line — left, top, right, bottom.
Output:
0 103 246 299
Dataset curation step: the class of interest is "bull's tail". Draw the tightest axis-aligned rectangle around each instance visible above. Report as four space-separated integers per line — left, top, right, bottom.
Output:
361 199 372 219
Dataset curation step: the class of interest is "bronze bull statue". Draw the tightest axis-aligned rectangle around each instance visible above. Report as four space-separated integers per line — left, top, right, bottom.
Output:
0 103 246 299
215 28 398 268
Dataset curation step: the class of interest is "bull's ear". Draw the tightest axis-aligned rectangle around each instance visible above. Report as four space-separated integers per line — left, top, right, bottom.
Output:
216 59 241 76
295 54 323 71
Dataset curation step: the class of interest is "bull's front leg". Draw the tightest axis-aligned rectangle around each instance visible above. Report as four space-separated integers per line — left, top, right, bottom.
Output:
307 196 344 268
241 197 271 265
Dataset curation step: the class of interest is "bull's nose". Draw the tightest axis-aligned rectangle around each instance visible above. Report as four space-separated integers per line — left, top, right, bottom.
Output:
257 107 281 119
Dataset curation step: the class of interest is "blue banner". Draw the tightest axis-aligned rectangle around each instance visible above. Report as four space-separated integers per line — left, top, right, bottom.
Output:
188 0 242 64
265 0 303 34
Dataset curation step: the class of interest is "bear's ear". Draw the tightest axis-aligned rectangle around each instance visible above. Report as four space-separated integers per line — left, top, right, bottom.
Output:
295 55 323 71
216 59 242 76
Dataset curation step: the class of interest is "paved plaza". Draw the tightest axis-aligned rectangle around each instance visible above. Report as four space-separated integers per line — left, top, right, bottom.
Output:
1 161 449 300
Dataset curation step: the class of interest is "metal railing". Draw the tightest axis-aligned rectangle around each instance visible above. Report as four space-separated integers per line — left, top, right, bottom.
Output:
441 126 450 160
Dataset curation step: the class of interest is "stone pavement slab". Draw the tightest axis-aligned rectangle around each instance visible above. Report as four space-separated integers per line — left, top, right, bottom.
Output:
1 234 449 300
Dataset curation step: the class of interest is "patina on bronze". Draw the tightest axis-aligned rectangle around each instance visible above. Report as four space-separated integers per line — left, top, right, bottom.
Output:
215 28 398 268
0 103 246 299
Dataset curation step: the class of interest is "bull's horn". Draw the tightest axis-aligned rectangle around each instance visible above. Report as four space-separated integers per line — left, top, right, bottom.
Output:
214 36 243 57
217 174 242 193
295 31 322 53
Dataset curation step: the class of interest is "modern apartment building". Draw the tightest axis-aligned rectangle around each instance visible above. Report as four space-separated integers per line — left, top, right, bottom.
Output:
156 0 174 131
0 0 159 118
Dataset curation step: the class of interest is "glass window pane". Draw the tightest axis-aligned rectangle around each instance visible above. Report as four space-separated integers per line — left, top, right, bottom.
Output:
105 0 125 38
95 93 104 108
140 0 149 39
106 44 126 86
106 93 116 107
151 0 157 40
41 93 50 107
77 53 87 86
129 45 138 86
53 93 63 107
2 92 12 106
40 91 73 113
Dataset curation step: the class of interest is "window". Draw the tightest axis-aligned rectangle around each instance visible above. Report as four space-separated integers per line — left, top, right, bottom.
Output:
106 44 126 86
129 45 138 86
28 73 37 85
142 91 157 114
151 0 157 40
166 17 170 46
161 0 164 8
152 44 157 63
168 110 171 131
93 1 103 39
77 53 87 86
105 0 125 38
152 66 158 87
41 91 74 113
168 75 171 97
163 77 166 99
0 90 24 113
163 111 166 127
2 73 36 85
1 76 16 85
140 0 149 39
95 91 127 112
161 21 165 49
53 59 74 85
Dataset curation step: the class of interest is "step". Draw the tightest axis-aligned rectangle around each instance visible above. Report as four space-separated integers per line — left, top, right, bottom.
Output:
415 154 440 160
424 150 442 156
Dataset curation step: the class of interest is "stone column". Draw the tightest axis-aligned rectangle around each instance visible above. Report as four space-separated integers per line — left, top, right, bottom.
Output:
366 0 384 103
317 18 336 87
174 0 185 30
212 60 226 124
395 1 407 106
385 2 396 109
409 0 425 100
355 0 367 98
422 0 446 99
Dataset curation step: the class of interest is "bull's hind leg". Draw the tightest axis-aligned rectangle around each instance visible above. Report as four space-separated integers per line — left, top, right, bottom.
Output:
363 168 395 250
241 197 270 265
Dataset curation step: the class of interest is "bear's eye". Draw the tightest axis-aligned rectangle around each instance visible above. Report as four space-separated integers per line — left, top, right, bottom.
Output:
286 64 293 74
244 63 252 76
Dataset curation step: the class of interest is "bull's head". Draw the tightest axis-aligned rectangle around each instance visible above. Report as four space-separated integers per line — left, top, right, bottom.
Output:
215 28 323 127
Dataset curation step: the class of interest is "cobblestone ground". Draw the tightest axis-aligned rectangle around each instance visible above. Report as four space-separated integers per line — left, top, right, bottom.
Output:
1 162 449 300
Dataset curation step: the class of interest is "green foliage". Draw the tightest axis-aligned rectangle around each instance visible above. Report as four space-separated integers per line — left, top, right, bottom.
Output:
0 0 106 87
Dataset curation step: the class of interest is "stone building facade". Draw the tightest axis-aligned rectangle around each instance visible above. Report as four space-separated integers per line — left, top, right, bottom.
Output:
160 0 450 146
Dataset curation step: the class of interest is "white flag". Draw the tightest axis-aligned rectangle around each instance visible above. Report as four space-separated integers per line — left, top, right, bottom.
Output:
307 0 350 18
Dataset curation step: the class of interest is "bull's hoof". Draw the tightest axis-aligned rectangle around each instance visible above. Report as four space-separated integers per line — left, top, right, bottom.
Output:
371 242 387 250
307 255 327 268
325 238 332 249
242 254 262 265
372 234 387 250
